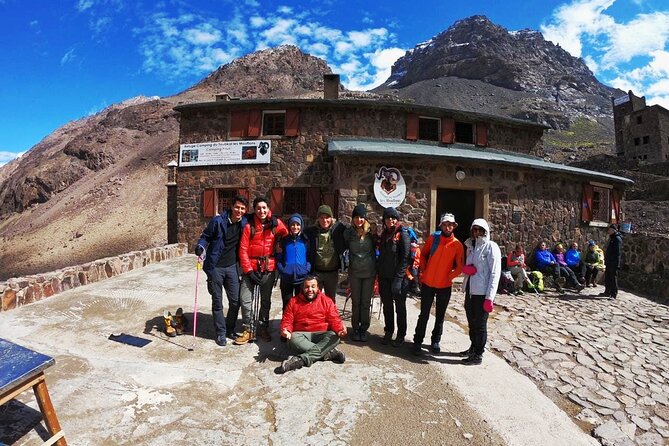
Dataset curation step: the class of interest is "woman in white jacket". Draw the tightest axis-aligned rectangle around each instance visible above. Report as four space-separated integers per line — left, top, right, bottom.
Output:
460 218 501 365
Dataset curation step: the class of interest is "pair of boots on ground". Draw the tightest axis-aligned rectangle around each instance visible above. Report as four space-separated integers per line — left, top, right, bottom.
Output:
163 308 188 337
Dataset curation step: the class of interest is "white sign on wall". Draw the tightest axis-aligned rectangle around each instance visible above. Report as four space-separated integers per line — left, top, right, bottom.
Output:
374 166 406 208
613 94 630 106
179 140 271 166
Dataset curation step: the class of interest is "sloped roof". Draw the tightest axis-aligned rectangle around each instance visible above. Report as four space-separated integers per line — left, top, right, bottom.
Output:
328 138 633 185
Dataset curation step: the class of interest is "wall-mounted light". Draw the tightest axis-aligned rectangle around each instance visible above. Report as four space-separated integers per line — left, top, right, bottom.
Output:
455 169 466 181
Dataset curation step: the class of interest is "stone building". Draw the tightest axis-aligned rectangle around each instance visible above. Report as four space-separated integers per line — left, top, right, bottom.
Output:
170 76 632 252
613 90 669 163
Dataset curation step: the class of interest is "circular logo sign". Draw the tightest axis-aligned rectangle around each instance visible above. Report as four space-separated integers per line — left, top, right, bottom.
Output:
374 166 406 208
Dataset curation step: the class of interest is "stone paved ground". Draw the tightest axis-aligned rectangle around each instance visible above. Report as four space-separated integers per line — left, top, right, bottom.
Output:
444 284 669 446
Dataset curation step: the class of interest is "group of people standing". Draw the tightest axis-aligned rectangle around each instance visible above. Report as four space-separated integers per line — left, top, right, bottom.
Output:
194 193 514 372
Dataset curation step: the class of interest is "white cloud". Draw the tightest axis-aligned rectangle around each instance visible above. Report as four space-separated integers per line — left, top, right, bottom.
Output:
600 12 669 68
184 26 222 45
0 151 25 167
277 6 292 14
77 0 94 12
250 16 266 28
61 48 76 66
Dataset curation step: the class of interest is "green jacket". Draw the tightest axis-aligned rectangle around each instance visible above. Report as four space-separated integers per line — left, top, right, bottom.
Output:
343 224 376 279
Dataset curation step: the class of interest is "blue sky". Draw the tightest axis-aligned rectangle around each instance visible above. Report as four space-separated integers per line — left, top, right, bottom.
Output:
2 0 669 166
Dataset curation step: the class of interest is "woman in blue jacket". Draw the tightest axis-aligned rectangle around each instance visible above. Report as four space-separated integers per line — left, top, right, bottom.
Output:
276 214 312 310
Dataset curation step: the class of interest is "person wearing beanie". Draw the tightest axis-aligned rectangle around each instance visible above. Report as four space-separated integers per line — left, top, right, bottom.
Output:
584 240 605 287
459 218 501 365
343 203 376 342
601 224 623 299
305 203 346 301
377 207 411 347
276 214 313 311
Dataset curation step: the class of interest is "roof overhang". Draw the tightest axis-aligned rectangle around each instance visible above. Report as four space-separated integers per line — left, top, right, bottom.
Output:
328 138 634 185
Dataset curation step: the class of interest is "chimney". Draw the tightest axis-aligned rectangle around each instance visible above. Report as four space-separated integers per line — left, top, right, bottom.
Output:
215 92 231 101
323 74 340 100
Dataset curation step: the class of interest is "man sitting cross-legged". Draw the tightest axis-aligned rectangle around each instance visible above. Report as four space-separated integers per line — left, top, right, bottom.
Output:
278 276 347 374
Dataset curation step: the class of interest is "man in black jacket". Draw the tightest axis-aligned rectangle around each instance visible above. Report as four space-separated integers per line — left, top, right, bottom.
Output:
602 224 623 299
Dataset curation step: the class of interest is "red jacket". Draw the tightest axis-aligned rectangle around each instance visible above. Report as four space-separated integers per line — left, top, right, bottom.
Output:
280 289 344 334
419 232 464 288
239 211 288 274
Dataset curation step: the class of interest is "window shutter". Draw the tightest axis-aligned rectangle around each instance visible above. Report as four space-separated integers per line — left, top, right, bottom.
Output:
441 118 455 144
230 111 249 137
611 189 621 223
322 191 339 218
406 114 419 141
203 189 216 217
581 184 593 222
475 123 488 147
270 187 285 216
237 188 250 203
306 187 321 217
248 110 262 137
285 109 300 137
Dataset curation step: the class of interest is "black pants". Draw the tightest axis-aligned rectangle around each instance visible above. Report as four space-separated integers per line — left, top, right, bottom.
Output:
605 267 618 297
280 279 302 311
464 293 488 356
413 285 452 345
379 277 407 337
585 265 599 284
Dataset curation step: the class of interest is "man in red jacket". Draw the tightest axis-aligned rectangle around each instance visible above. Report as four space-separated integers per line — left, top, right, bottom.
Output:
278 276 347 374
235 196 288 345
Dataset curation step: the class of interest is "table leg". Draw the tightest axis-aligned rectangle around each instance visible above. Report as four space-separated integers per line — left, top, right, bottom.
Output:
33 373 67 446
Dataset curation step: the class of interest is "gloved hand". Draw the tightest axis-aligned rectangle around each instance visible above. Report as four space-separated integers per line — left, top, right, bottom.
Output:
248 271 263 286
391 277 403 296
194 244 204 257
462 264 477 276
483 299 494 313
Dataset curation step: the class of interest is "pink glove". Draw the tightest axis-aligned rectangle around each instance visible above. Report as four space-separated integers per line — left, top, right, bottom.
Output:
483 299 494 313
462 264 477 275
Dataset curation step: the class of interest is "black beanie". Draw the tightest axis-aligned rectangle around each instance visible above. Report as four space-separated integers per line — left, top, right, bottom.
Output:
383 207 400 220
352 204 367 218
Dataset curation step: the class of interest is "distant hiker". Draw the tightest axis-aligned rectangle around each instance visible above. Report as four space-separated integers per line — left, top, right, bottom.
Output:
377 207 411 347
565 241 586 284
305 205 346 301
278 276 347 374
459 219 501 365
584 239 605 287
412 213 464 355
534 241 563 293
506 244 532 293
601 224 623 299
342 204 377 342
276 213 312 311
195 194 249 347
235 196 288 345
553 243 584 291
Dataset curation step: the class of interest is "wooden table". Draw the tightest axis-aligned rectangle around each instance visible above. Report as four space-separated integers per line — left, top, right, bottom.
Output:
0 338 67 446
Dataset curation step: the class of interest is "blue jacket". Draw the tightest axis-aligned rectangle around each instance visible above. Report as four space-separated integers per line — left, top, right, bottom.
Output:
277 214 312 285
565 249 581 268
197 211 249 275
535 249 557 270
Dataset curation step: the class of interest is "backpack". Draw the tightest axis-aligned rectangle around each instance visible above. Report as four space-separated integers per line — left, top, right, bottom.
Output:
529 270 544 292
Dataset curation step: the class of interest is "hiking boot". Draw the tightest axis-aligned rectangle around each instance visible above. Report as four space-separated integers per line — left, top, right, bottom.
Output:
555 284 564 293
515 290 525 296
233 330 253 345
412 343 423 356
226 331 240 340
163 310 176 337
215 335 227 347
381 332 393 345
462 355 483 365
456 347 473 357
258 326 271 342
575 283 585 292
280 356 305 374
392 336 405 347
351 330 361 342
323 348 346 364
597 292 610 297
359 331 369 342
430 342 441 354
174 307 187 335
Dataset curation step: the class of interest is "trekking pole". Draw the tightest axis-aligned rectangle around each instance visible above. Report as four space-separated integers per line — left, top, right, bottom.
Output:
251 283 261 342
189 256 202 351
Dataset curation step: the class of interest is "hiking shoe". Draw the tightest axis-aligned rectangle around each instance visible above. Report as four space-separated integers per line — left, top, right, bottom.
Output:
381 332 393 345
258 327 272 342
462 355 483 365
280 356 305 374
456 347 473 357
323 348 346 364
515 290 525 296
430 342 441 354
597 292 610 297
351 330 361 342
412 343 423 356
359 331 369 342
226 331 240 340
575 284 585 292
174 307 187 335
392 336 405 347
555 285 564 293
163 311 176 337
215 335 227 347
233 330 253 345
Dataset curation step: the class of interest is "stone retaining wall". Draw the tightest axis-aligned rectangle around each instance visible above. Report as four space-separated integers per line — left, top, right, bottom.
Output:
0 243 188 312
619 233 669 303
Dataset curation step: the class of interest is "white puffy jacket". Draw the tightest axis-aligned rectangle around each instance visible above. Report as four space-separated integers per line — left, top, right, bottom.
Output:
462 218 502 303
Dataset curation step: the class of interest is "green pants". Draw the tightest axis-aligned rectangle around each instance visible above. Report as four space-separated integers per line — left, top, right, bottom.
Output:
289 331 340 367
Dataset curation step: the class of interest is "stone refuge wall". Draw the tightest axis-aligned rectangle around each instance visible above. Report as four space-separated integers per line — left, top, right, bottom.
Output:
0 243 187 313
619 232 669 302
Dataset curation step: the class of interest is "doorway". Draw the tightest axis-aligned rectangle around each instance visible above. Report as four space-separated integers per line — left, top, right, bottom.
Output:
436 189 476 243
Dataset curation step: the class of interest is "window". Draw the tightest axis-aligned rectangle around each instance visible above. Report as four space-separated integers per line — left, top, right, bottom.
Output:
636 116 643 124
591 187 610 222
218 189 238 214
455 122 474 144
262 111 286 136
284 188 307 214
202 188 249 217
643 136 649 144
418 117 440 141
634 138 640 146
